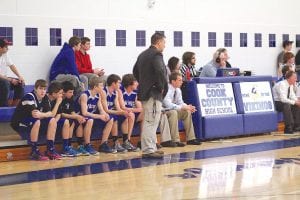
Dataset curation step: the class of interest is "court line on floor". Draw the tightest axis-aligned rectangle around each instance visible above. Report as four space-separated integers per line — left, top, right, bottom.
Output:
0 137 300 187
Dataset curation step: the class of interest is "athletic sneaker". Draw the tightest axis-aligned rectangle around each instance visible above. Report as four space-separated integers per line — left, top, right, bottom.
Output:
99 141 117 153
84 144 100 155
122 140 140 152
77 145 90 156
114 141 127 153
45 150 62 160
30 151 49 161
61 146 79 157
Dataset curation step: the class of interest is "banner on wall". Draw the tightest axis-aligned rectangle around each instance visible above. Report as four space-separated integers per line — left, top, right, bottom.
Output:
240 81 274 113
197 83 237 116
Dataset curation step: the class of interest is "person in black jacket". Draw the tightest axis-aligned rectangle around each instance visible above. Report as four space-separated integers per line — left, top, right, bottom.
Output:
133 32 168 159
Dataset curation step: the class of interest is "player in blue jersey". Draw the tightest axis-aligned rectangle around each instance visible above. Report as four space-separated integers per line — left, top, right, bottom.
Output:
78 76 115 154
46 82 73 158
100 74 131 153
10 79 62 160
60 81 90 156
119 74 143 151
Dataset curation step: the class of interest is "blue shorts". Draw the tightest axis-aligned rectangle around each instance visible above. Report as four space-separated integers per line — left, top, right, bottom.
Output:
64 118 80 130
134 112 141 122
92 118 111 128
19 117 53 130
18 117 54 141
110 114 126 124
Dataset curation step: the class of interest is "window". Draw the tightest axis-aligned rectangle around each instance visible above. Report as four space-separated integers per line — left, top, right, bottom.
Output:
73 29 84 38
136 30 146 47
254 33 262 47
208 32 216 47
116 30 126 46
191 32 200 47
296 34 300 48
50 28 61 46
240 33 247 47
174 31 182 47
282 34 289 42
269 34 276 47
224 32 232 47
95 29 106 46
25 28 38 46
0 27 13 45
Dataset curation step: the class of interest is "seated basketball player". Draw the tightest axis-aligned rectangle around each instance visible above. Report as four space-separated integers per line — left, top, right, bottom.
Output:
60 81 90 156
77 76 114 154
11 79 62 160
100 74 130 153
119 74 143 151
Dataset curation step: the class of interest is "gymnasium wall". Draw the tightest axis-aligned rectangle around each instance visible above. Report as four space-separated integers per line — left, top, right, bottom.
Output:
1 0 300 84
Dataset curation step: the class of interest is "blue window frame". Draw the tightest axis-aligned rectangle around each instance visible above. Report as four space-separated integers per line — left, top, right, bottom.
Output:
269 34 276 47
95 29 106 46
240 33 247 47
282 34 289 42
73 29 84 38
116 30 126 46
296 34 300 48
136 30 146 47
174 31 182 47
224 32 232 47
50 28 61 46
25 28 38 46
0 27 13 45
191 32 200 47
254 33 262 47
208 32 216 47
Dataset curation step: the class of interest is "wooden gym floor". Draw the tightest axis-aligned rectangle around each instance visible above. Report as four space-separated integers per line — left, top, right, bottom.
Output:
0 134 299 200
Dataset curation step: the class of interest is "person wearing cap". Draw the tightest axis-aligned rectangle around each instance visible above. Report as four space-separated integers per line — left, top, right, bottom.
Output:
0 38 25 107
277 40 293 77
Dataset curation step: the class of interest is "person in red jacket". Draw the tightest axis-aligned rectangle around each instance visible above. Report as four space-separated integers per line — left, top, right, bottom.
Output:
75 37 107 85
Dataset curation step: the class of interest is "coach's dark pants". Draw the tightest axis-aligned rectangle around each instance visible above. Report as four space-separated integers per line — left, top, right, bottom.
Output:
275 101 300 130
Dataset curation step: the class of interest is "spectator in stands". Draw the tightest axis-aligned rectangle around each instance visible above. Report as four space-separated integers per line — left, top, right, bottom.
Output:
10 79 62 160
277 40 293 77
180 52 199 81
133 32 168 159
119 74 142 151
75 37 106 85
282 52 295 70
277 65 293 82
61 81 90 156
217 48 232 68
163 72 201 145
200 49 226 77
295 48 300 67
0 38 25 107
100 74 128 153
273 71 300 134
77 76 114 154
49 36 87 96
167 56 180 76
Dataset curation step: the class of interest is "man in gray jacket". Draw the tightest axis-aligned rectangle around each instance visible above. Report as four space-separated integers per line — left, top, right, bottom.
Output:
133 32 168 158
